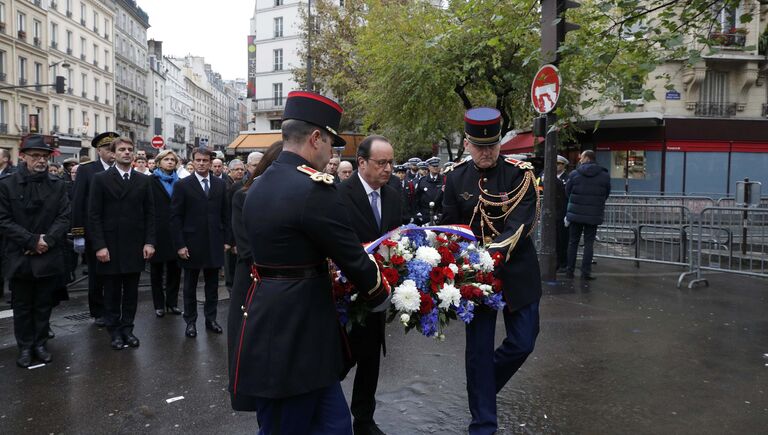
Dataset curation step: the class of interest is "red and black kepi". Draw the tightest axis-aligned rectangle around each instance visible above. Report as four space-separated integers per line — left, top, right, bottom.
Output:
282 90 346 147
464 107 502 146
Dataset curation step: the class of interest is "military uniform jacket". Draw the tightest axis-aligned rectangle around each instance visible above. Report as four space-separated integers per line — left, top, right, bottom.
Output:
88 168 156 275
440 156 541 311
232 151 382 400
70 160 107 238
0 170 71 278
415 174 444 222
170 173 230 269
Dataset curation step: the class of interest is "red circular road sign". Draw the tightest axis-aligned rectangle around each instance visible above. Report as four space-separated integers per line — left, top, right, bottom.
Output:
531 64 561 115
151 135 165 149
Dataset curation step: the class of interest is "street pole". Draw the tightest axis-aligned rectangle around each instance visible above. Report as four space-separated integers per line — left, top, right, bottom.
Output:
306 0 313 92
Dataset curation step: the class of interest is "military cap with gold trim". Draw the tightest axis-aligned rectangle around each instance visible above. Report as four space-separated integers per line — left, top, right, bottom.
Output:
282 90 346 148
92 131 120 148
464 107 502 146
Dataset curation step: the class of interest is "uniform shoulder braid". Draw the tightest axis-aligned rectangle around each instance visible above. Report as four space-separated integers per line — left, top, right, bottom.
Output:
444 158 468 174
504 157 534 171
296 164 335 185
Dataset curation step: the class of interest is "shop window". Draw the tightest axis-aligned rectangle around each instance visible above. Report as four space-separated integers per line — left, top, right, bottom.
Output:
611 150 646 180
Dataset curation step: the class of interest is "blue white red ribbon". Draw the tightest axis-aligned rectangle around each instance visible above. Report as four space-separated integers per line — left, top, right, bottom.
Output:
363 224 476 254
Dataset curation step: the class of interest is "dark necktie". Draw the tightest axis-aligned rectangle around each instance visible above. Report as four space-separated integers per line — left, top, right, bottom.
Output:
370 191 381 229
123 173 129 182
202 178 209 196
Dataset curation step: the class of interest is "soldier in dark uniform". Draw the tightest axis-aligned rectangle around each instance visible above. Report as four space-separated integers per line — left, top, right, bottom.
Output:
70 132 119 327
230 91 390 434
440 108 542 435
0 135 70 367
405 157 420 182
414 156 443 225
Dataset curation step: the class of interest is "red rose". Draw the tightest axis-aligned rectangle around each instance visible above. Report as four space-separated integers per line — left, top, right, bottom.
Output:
437 246 455 266
373 253 384 263
460 284 483 300
491 251 504 267
443 266 455 281
419 292 435 314
382 239 398 247
390 254 405 266
382 267 399 286
448 242 460 253
492 278 503 293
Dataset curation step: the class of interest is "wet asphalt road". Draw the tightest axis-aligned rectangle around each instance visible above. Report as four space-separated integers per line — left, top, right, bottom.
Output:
0 259 767 434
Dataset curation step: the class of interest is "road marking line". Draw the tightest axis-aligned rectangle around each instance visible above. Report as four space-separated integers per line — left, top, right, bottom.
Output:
166 396 185 404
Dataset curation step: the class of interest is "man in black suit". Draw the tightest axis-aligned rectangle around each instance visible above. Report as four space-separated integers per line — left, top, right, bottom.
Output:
171 147 230 338
88 137 155 350
414 157 444 225
70 132 118 326
338 135 401 435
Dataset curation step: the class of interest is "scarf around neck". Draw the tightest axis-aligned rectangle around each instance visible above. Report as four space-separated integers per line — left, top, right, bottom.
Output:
153 168 178 196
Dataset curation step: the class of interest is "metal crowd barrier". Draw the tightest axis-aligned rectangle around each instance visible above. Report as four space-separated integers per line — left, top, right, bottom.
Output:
606 195 715 215
715 197 768 208
682 207 768 288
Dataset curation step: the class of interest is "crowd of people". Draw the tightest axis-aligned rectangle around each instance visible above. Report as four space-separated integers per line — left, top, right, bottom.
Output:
0 89 610 435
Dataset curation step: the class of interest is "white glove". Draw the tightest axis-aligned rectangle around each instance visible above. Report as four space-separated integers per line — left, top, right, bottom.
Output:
73 237 85 254
564 217 570 228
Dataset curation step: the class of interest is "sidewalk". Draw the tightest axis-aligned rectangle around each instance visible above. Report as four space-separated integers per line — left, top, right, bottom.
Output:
0 259 766 434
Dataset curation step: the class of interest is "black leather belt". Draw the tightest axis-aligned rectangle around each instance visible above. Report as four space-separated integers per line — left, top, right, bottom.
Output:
253 263 328 280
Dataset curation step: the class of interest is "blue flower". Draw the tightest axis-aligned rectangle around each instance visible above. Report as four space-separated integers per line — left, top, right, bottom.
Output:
419 307 439 337
458 241 470 252
406 259 432 290
408 229 428 248
457 300 474 323
483 293 506 311
468 251 480 265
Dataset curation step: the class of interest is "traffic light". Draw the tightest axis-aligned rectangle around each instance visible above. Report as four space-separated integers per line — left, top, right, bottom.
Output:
541 0 581 64
55 76 66 94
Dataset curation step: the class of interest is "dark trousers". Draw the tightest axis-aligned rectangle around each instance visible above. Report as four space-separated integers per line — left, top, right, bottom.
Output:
150 260 181 310
102 273 140 338
252 381 352 435
465 302 540 435
349 311 385 424
567 222 598 276
556 217 569 268
11 276 57 349
86 246 105 318
182 268 219 324
228 258 253 367
224 250 236 287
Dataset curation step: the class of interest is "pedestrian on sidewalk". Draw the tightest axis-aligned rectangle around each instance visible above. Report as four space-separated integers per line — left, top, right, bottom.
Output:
88 137 156 350
0 135 71 367
564 150 610 280
149 150 183 317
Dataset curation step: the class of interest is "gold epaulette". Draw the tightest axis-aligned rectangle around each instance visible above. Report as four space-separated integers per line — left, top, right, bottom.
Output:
296 165 335 185
504 157 534 171
444 159 468 174
72 227 85 237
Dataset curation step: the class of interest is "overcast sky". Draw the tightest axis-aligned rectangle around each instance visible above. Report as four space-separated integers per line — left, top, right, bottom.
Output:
143 0 253 81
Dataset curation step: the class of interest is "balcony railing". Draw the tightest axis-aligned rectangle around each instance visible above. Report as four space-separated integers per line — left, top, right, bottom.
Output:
709 29 747 48
0 123 7 134
253 98 286 112
51 41 58 49
19 78 27 85
52 125 59 133
0 72 5 82
21 125 29 133
694 102 738 118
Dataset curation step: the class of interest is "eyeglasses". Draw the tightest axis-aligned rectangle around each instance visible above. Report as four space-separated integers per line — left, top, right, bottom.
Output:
24 153 50 161
367 158 394 168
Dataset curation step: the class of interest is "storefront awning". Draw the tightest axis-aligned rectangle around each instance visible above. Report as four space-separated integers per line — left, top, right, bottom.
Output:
500 132 542 153
227 133 283 152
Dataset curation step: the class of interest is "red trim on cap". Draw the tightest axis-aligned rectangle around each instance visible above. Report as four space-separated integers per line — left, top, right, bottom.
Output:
288 91 343 114
464 116 500 126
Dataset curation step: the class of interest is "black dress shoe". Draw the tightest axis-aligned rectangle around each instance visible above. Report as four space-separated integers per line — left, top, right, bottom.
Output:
185 323 197 338
205 320 223 334
155 309 165 318
111 336 125 350
353 421 386 435
582 274 597 281
94 317 106 327
17 349 33 368
33 345 52 363
47 327 55 339
166 306 182 315
123 333 140 348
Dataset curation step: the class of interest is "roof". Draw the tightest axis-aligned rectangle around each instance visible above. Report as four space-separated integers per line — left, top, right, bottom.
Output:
499 131 543 153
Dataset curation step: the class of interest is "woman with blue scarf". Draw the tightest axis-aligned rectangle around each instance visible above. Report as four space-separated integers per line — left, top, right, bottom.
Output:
149 150 182 317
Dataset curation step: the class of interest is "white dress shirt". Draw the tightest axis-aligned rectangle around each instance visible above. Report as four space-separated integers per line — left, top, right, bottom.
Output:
194 171 210 192
116 166 131 180
357 172 382 219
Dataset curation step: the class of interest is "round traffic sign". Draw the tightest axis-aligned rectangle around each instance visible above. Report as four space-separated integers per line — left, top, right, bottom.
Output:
151 135 165 149
531 64 561 114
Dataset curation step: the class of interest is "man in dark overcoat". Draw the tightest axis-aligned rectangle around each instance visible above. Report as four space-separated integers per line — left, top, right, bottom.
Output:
440 108 541 435
88 137 155 350
70 132 118 326
229 91 390 434
0 135 70 367
171 147 230 338
338 135 402 435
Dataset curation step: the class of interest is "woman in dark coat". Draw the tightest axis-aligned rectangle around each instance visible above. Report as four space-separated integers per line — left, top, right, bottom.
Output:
227 141 282 370
149 150 183 317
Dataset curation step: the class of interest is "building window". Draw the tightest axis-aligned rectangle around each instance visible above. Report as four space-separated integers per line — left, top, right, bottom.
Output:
17 12 25 33
275 0 283 5
18 57 26 82
80 2 86 22
81 111 87 132
94 77 99 99
273 17 283 38
66 0 72 15
0 4 5 28
94 113 99 134
34 62 42 85
80 37 86 58
106 116 110 129
610 150 647 180
621 75 644 103
93 11 98 31
272 83 283 106
269 119 282 130
33 19 40 39
81 73 86 95
50 22 57 46
52 105 59 128
273 49 283 71
66 30 72 51
67 108 73 130
0 100 6 125
93 44 98 64
20 104 29 130
0 51 5 78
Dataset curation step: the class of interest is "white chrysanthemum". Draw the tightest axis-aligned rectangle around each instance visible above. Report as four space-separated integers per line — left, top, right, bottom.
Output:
478 250 495 272
398 237 411 250
378 245 392 261
392 280 421 313
415 246 441 267
448 263 459 275
390 231 402 241
402 252 413 261
400 313 410 325
425 230 437 245
437 283 461 309
467 243 477 251
479 284 493 296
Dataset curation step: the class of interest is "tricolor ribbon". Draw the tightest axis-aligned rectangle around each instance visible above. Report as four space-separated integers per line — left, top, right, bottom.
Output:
363 224 477 254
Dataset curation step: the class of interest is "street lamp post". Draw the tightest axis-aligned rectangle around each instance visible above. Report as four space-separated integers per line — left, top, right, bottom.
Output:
307 0 313 92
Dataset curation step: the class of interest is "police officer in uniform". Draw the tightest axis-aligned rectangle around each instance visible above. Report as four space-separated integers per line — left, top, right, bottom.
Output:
405 157 420 182
229 91 391 434
414 156 443 225
440 108 542 435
